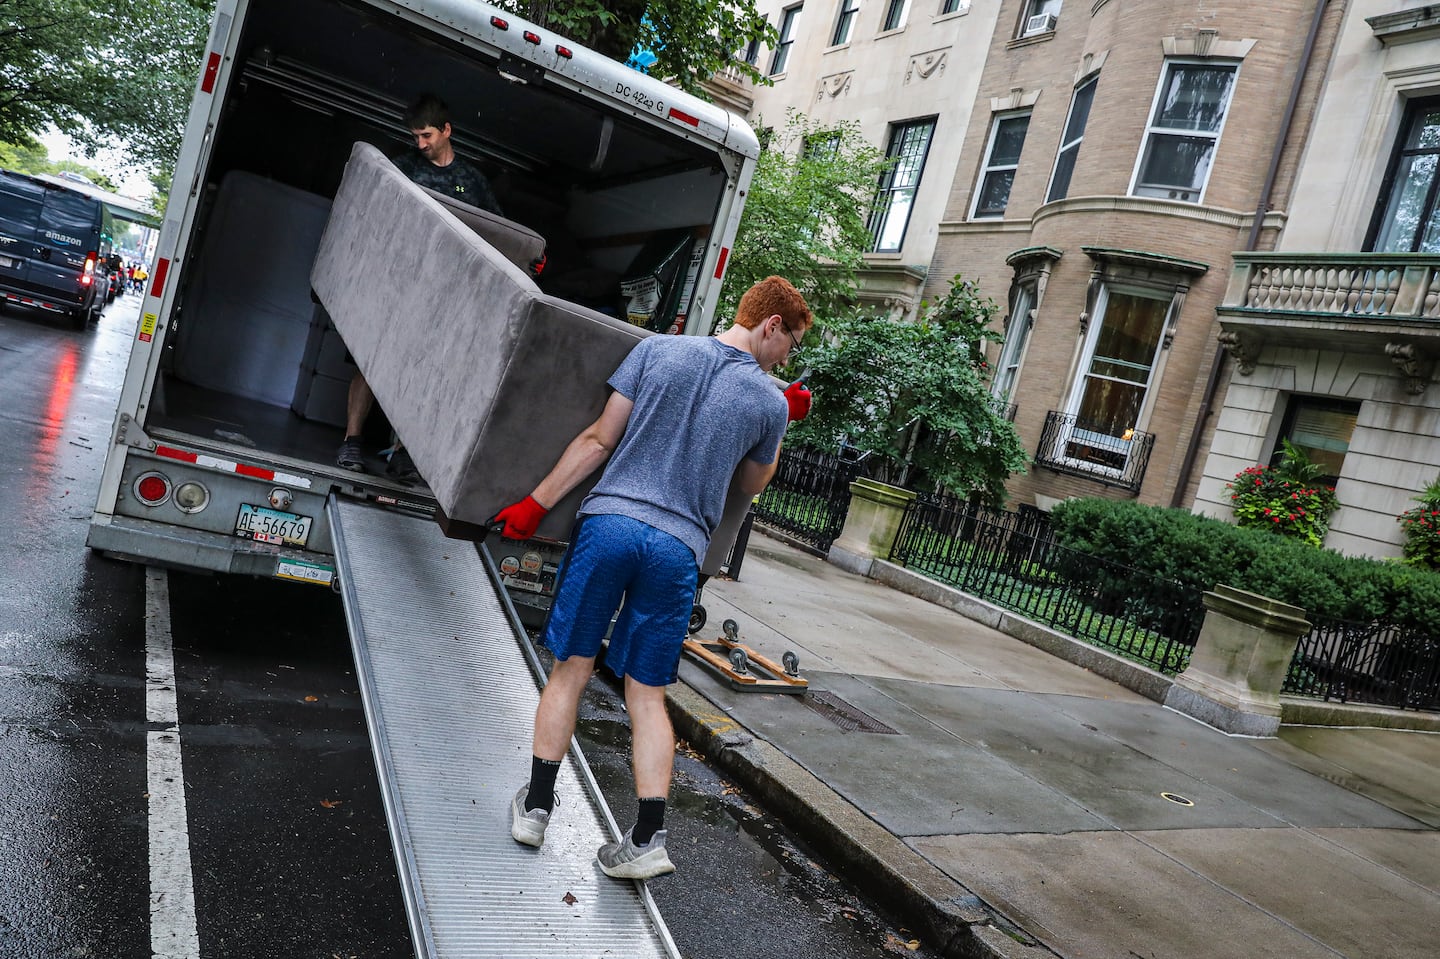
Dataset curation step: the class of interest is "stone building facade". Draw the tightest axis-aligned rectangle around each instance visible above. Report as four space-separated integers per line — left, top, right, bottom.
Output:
731 1 1440 560
1193 1 1440 559
925 0 1344 514
738 0 1003 317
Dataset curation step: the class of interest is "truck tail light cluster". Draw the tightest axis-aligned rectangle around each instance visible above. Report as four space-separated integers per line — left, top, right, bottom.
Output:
133 471 171 506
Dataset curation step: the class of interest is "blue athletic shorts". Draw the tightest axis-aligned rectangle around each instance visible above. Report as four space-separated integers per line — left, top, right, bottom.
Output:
541 513 699 687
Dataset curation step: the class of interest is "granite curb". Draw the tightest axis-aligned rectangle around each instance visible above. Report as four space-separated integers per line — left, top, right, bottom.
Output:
664 680 1061 959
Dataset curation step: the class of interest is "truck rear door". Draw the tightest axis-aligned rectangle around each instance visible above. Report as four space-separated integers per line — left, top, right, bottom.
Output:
0 172 42 291
30 185 99 304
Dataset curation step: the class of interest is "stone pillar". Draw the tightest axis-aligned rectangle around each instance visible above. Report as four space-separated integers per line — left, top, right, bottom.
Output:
1163 584 1311 737
828 479 916 578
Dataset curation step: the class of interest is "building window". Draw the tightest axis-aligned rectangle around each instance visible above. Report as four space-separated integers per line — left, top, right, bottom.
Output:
832 0 860 44
1132 60 1238 203
1046 76 1098 202
1368 97 1440 253
971 111 1030 218
1019 0 1061 36
940 0 969 14
882 0 911 31
992 284 1035 402
742 33 762 65
868 118 936 252
771 5 802 76
803 131 841 160
1272 397 1359 486
1051 287 1168 480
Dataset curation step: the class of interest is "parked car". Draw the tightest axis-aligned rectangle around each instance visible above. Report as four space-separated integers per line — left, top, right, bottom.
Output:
0 168 114 329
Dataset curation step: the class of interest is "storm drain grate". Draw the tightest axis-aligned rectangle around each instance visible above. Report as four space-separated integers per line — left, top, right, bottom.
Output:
801 690 901 734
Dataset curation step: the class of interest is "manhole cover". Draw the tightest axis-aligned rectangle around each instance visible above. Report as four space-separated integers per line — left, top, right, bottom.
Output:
801 690 900 734
1160 792 1195 807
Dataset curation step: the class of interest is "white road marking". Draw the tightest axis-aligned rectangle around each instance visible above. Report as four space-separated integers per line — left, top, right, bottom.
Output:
145 567 202 959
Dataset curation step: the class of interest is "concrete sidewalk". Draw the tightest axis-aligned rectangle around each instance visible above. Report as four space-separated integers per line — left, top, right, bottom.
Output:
666 536 1440 959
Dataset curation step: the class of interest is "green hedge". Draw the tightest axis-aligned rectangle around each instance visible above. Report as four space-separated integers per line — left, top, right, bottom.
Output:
1047 498 1440 634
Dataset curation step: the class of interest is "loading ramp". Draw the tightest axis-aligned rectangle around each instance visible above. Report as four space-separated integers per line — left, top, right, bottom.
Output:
328 495 679 959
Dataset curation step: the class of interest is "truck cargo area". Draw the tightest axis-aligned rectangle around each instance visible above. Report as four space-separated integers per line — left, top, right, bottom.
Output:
144 0 734 473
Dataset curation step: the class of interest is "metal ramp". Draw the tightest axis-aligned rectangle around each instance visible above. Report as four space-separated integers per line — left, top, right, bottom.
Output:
328 495 679 959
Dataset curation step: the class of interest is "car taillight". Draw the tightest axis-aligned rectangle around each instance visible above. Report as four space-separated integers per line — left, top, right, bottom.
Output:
81 251 96 286
133 471 171 506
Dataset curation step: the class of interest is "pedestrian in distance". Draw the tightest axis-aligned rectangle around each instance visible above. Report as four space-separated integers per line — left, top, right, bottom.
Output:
496 275 814 879
336 92 504 482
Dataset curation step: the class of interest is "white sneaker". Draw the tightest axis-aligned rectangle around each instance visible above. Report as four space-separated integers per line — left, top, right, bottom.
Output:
597 828 674 879
510 786 552 847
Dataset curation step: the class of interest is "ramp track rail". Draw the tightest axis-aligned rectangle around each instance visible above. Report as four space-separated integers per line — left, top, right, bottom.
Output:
328 495 678 959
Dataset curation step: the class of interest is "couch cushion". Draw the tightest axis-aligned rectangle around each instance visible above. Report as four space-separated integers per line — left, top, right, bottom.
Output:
420 185 545 271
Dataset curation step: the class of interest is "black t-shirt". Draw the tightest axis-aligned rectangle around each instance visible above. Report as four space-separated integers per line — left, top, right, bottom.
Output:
393 151 503 216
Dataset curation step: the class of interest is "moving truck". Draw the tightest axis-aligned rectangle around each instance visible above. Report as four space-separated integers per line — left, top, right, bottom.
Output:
87 0 759 588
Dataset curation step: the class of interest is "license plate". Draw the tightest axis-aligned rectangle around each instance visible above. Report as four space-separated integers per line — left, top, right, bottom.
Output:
235 504 312 547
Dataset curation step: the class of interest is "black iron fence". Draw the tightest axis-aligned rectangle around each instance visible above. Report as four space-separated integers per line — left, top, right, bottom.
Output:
1284 617 1440 711
753 445 869 552
890 493 1203 674
1034 410 1155 494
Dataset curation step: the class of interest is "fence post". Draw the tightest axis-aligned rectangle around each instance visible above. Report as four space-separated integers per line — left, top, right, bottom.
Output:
829 478 917 578
1163 584 1311 736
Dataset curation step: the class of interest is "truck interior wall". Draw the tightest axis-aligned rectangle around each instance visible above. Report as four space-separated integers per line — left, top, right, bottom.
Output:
151 0 730 462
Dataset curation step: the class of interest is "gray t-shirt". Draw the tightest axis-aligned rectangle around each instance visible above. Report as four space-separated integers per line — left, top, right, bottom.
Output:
580 336 788 563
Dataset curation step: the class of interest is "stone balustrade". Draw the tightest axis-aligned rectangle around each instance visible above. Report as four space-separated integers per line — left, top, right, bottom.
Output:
1222 252 1440 319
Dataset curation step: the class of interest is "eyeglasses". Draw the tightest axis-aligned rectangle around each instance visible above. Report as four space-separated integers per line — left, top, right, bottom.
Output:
783 324 803 356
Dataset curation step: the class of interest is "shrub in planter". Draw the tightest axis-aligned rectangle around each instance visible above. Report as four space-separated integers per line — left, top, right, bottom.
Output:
1225 441 1339 548
1398 475 1440 571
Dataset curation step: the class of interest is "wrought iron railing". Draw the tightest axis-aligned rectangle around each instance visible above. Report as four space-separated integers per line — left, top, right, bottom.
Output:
753 445 868 552
1284 616 1440 711
1034 410 1155 493
890 494 1202 674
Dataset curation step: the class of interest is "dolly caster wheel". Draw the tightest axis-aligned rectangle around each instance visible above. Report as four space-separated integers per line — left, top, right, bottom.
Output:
728 647 750 675
782 650 800 676
689 604 707 634
722 618 739 642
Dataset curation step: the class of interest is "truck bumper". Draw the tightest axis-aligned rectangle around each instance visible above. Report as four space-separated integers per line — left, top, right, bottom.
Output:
87 513 335 586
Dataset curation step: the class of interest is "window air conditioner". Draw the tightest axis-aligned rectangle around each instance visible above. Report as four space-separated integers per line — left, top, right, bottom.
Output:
1024 12 1058 35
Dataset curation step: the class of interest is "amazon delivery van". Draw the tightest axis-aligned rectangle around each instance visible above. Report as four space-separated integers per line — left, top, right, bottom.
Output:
87 0 758 587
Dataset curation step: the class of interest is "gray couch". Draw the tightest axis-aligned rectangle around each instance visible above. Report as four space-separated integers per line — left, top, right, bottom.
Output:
311 142 649 542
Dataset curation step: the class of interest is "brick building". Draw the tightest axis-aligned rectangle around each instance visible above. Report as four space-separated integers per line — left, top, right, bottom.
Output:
1193 1 1440 559
734 1 1440 559
926 0 1344 513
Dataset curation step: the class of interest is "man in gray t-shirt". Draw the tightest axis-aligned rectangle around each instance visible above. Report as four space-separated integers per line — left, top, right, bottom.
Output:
495 276 814 880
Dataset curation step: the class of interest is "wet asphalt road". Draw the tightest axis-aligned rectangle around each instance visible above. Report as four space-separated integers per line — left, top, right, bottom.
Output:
0 294 932 957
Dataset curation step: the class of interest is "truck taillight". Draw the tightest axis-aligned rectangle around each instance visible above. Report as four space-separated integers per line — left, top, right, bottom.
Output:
133 471 172 506
523 30 540 44
490 16 508 29
82 251 96 286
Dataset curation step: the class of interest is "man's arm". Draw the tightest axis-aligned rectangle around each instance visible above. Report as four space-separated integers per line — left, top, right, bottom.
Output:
530 390 634 508
735 439 783 498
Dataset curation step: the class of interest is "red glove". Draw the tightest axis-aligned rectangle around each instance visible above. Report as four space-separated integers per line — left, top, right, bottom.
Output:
784 381 812 423
494 495 549 540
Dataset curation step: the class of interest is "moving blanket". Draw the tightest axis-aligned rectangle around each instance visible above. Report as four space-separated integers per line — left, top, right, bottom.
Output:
311 142 642 541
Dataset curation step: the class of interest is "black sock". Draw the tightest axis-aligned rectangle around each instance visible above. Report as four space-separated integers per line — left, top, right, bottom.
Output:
526 757 561 812
632 797 666 845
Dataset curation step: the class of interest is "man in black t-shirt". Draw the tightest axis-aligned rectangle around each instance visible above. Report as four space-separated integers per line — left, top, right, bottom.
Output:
337 93 503 481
